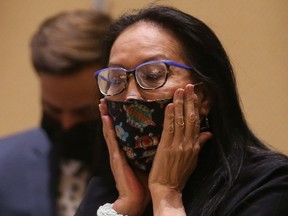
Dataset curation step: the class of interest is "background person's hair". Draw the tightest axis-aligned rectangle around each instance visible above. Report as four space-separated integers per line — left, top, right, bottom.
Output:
101 5 285 215
30 9 112 75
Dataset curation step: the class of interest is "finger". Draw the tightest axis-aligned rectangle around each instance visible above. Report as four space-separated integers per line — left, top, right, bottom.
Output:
188 131 212 160
101 115 124 178
157 103 174 149
191 93 200 141
101 115 120 155
173 88 185 144
100 99 127 165
99 98 109 116
184 84 199 140
99 99 120 155
198 131 213 148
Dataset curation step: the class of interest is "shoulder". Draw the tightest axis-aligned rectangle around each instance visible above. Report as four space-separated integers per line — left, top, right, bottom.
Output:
242 150 288 185
0 127 48 144
0 128 51 161
220 151 288 215
0 128 54 216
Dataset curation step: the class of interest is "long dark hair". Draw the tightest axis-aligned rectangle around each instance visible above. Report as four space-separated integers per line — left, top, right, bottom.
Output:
101 5 284 215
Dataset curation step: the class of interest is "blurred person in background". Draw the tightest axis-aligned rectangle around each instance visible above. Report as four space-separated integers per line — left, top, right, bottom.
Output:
0 9 117 216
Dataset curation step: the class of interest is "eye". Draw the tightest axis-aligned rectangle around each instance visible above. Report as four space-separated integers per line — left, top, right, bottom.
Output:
145 69 163 80
137 63 167 88
73 106 98 119
139 64 166 80
109 73 126 86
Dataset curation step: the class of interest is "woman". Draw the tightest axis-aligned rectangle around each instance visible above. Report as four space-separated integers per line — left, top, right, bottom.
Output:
76 5 288 216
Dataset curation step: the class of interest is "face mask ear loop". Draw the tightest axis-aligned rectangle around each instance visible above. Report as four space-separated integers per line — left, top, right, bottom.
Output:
200 116 210 132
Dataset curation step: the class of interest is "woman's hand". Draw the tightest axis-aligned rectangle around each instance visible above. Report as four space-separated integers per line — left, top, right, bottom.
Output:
99 99 150 216
148 84 213 215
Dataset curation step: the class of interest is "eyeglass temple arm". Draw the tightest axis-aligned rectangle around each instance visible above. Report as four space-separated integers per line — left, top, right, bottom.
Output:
165 60 192 70
98 75 110 83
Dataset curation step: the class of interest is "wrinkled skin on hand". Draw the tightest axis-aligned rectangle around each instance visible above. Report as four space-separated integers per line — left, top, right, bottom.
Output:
99 84 213 216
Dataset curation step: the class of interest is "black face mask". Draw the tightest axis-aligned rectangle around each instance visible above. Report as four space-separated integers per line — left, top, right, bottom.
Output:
41 113 102 164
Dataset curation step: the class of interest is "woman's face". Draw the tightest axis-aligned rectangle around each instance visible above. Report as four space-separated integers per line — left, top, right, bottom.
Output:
106 21 195 101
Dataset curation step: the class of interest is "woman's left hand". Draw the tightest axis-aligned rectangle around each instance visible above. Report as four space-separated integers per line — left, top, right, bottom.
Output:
148 84 213 215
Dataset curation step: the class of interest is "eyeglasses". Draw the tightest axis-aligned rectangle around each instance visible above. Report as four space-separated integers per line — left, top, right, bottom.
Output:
94 60 192 96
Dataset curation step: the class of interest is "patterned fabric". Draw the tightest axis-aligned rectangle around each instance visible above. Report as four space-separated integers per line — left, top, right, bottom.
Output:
57 160 90 216
106 98 172 171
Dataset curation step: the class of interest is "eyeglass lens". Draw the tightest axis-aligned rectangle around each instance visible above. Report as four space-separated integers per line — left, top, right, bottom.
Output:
136 62 167 88
98 62 168 95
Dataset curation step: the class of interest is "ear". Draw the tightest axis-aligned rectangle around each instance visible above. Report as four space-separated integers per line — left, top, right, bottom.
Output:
197 89 211 117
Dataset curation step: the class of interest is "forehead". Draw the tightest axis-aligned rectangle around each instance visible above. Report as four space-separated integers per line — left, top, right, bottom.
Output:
109 21 185 67
39 67 100 110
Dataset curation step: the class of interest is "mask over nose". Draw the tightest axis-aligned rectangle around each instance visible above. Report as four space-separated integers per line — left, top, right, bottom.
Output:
106 98 172 171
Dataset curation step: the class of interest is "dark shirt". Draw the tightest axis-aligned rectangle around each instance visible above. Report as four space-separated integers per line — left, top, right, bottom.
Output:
75 154 288 216
75 175 118 216
217 156 288 215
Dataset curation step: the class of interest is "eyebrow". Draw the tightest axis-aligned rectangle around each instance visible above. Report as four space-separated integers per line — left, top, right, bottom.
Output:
108 56 168 68
42 100 97 113
73 105 98 114
42 100 61 113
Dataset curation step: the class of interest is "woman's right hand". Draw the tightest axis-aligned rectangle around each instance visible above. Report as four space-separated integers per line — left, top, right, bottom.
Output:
99 99 150 216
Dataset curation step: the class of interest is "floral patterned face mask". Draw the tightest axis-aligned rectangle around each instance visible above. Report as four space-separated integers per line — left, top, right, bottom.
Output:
106 98 172 171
